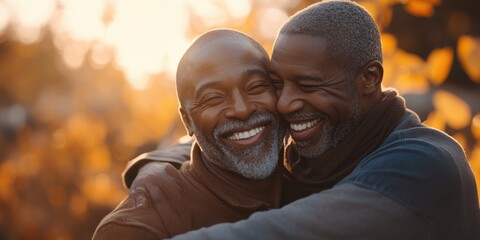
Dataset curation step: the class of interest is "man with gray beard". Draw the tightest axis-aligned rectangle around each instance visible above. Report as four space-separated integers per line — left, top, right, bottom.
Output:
91 29 286 240
123 1 479 239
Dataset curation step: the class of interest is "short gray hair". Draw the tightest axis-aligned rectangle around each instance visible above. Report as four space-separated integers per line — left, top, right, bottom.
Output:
279 0 382 69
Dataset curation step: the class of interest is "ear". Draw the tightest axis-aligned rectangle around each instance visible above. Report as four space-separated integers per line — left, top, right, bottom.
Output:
359 60 383 95
179 107 194 136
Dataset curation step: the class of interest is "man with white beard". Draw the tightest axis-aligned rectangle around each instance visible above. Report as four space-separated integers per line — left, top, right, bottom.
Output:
92 29 286 240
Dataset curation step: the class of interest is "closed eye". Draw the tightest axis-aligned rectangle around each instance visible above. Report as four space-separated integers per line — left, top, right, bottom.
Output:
295 77 327 92
196 93 225 107
246 81 272 95
298 83 322 92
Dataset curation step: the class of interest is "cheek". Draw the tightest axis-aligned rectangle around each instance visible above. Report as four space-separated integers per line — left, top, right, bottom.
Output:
192 109 223 135
313 97 353 125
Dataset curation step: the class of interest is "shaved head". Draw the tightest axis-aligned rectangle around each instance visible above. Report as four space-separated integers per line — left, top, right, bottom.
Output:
176 29 269 109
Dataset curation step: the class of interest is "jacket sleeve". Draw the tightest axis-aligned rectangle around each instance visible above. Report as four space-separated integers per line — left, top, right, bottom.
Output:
92 222 158 240
92 189 166 240
170 183 430 240
122 136 193 189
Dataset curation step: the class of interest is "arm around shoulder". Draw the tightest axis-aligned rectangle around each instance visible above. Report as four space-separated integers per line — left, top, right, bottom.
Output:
171 183 429 240
92 221 158 240
123 136 193 189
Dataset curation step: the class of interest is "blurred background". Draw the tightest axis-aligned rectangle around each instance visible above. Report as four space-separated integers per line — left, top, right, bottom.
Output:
0 0 479 239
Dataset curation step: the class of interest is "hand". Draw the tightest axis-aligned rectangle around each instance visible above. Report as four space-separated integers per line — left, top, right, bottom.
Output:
123 136 193 188
130 161 170 207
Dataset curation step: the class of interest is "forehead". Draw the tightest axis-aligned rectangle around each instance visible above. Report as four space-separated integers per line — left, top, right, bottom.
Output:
188 39 268 92
271 34 330 70
193 38 262 65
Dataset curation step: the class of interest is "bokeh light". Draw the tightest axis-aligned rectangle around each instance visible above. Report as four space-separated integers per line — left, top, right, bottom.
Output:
0 0 479 239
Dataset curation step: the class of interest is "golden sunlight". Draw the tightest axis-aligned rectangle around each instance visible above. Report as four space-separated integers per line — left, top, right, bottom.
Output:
6 0 55 43
3 0 255 89
0 2 9 37
1 1 479 239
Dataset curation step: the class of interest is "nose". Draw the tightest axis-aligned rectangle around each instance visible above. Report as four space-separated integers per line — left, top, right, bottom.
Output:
225 90 256 120
276 86 303 116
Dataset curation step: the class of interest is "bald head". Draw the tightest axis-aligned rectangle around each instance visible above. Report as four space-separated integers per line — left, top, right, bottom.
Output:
174 29 284 180
176 29 269 109
279 0 382 69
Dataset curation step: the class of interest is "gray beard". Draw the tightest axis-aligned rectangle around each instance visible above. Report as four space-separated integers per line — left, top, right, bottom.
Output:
191 112 285 179
294 95 361 159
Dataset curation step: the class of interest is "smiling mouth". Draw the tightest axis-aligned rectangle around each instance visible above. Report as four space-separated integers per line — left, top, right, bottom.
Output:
226 126 265 141
290 119 319 132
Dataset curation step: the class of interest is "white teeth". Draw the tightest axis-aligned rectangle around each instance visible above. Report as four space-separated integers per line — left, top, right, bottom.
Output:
227 126 265 141
290 119 319 132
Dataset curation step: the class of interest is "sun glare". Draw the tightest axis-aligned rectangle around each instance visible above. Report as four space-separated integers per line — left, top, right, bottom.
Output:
105 0 190 89
7 0 55 28
0 2 10 37
5 0 55 43
1 0 256 89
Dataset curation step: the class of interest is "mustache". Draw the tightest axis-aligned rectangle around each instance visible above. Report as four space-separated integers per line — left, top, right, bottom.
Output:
213 112 277 138
283 112 326 121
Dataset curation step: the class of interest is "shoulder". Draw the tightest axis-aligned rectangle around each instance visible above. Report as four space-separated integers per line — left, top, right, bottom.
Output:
357 110 466 183
92 194 166 240
364 124 465 178
343 119 472 223
94 163 195 240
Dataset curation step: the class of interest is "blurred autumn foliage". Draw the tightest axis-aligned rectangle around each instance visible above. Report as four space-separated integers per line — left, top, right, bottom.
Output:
0 0 479 239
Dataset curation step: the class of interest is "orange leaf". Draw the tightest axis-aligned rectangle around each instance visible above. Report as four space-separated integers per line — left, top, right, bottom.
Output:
381 33 397 57
423 110 446 131
433 90 472 129
472 113 480 140
457 35 480 83
404 0 435 17
427 47 453 85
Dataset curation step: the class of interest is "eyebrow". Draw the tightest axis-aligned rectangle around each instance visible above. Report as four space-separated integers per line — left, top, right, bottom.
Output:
243 67 268 79
267 70 324 83
294 75 322 82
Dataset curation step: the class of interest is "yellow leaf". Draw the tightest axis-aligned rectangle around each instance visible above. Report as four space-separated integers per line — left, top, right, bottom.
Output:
379 0 403 6
457 35 480 83
404 0 435 17
395 72 429 94
389 50 429 94
427 47 453 85
472 113 480 140
381 33 397 57
395 50 425 66
433 90 472 129
423 110 446 131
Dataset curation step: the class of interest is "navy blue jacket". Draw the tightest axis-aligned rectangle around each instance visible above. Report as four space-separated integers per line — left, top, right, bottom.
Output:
125 110 480 239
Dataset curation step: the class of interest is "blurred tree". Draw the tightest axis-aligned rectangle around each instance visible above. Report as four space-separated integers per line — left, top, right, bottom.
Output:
0 0 479 239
